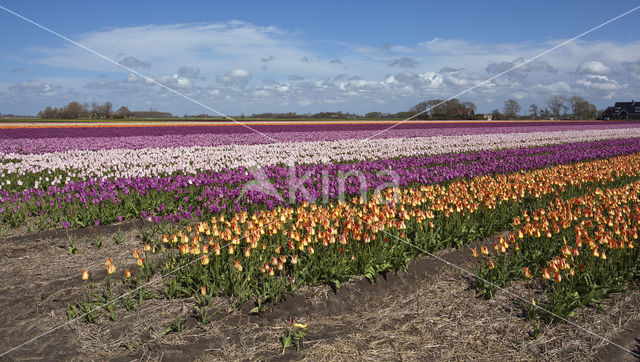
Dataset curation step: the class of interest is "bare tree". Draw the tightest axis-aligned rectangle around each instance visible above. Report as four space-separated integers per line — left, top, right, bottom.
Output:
546 96 566 119
568 96 583 118
461 101 476 113
90 101 113 119
568 96 597 120
39 106 57 119
528 104 538 119
104 101 112 118
539 108 551 120
503 99 521 119
410 99 474 118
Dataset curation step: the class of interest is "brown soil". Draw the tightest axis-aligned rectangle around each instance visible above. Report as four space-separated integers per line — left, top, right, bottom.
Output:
1 226 640 361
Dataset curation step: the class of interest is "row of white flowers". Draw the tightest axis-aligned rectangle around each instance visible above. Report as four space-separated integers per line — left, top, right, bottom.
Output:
2 127 640 183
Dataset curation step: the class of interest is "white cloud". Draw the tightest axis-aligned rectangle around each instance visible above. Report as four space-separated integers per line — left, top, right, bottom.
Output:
576 75 624 91
576 60 611 75
623 60 640 79
486 57 557 81
389 57 418 68
534 81 572 94
8 81 63 96
5 22 640 115
117 55 151 69
177 66 205 80
215 68 252 88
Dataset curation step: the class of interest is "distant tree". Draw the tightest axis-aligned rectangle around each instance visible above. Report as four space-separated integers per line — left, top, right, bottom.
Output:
411 98 475 119
409 100 430 113
443 99 463 117
104 101 113 118
528 104 539 119
568 96 584 119
90 101 113 119
61 101 85 119
410 99 444 116
365 112 383 118
503 99 521 119
491 109 502 120
546 96 566 119
39 106 57 119
461 101 477 113
393 111 417 119
539 108 551 120
568 96 597 120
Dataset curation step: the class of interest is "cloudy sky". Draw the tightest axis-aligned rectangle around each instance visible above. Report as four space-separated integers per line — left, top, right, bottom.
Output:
1 0 639 116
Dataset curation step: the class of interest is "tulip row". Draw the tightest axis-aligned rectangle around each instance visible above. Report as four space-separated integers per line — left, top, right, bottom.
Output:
3 122 638 154
75 151 640 322
4 137 640 230
475 179 640 320
3 127 640 183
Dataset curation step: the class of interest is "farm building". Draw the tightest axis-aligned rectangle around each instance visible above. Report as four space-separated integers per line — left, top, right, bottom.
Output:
113 106 173 119
599 100 640 120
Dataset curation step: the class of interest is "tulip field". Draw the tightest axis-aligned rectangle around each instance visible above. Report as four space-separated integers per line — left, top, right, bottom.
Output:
3 120 640 359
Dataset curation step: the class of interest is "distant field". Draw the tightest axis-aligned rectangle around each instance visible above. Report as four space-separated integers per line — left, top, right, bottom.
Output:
0 118 615 130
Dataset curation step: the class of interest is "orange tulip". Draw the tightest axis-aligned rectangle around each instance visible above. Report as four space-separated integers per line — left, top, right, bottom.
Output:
81 270 90 281
542 268 551 280
201 254 210 266
523 267 531 279
471 248 479 258
124 269 132 279
553 272 562 283
179 243 189 255
200 285 207 296
488 260 495 269
233 260 243 272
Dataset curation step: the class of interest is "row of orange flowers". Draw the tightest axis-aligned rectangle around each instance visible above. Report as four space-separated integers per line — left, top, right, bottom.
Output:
476 180 640 280
474 176 640 318
163 154 640 261
86 153 640 294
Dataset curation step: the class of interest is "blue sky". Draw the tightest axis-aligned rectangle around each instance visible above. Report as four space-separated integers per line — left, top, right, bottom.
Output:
1 0 640 116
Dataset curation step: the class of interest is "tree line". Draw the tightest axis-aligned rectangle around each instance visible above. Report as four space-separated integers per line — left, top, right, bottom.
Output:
38 101 113 119
246 96 598 120
495 95 597 120
37 95 599 120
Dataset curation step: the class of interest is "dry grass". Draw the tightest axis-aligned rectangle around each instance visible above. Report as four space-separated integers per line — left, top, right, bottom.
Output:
2 227 640 361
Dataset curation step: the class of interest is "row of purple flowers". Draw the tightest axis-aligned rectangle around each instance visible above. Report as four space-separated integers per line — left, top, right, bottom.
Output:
2 121 639 154
1 137 640 228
